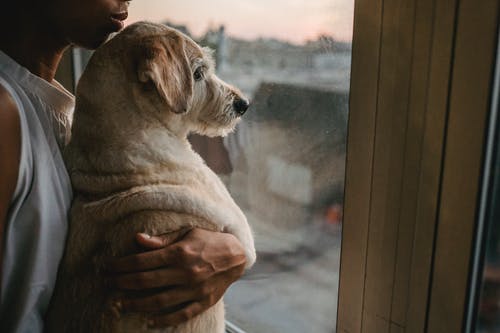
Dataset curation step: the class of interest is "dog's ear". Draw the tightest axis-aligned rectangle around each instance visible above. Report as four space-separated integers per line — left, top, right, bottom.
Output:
136 34 193 114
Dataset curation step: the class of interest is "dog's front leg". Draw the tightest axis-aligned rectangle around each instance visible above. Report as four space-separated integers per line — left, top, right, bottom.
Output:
223 218 257 268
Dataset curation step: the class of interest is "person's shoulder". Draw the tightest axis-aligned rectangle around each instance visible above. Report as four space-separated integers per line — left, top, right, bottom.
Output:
0 82 20 135
0 80 21 221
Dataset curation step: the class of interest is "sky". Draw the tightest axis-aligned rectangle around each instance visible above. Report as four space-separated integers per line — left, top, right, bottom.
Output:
127 0 355 44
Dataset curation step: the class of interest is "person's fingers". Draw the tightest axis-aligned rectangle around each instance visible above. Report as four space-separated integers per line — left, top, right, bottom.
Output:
121 286 200 313
107 229 191 273
110 268 189 290
106 248 178 273
109 229 247 274
136 228 192 250
148 301 207 328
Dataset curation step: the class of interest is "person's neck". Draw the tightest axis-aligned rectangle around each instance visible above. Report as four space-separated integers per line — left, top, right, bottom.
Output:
0 24 70 83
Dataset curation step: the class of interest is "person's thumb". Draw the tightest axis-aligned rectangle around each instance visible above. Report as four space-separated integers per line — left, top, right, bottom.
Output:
135 228 192 250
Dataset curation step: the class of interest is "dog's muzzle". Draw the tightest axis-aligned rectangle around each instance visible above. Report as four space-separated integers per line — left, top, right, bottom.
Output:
233 97 250 116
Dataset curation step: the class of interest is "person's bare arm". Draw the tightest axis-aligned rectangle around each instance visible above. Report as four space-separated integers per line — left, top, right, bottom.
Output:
108 229 247 328
0 84 21 290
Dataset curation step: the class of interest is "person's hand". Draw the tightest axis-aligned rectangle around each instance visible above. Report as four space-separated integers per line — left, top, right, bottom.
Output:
107 228 247 328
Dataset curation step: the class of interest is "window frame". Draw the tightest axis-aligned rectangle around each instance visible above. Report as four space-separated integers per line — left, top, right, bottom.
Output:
338 0 500 332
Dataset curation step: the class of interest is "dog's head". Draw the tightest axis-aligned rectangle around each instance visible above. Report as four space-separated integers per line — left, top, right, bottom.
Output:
78 21 249 138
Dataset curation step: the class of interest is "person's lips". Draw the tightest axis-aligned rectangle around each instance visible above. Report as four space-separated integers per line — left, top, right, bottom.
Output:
110 12 128 31
111 12 129 21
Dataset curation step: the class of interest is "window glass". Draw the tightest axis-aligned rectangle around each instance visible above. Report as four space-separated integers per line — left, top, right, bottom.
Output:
476 156 500 332
76 1 354 331
472 60 500 332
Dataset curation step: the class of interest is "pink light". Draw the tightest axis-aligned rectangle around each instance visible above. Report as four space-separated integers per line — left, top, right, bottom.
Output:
127 0 354 44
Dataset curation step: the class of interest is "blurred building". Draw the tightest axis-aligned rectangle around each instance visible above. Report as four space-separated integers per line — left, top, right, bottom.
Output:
228 83 348 230
198 26 352 97
192 26 351 232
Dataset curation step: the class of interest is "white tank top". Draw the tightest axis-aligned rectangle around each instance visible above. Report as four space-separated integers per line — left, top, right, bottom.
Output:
0 50 73 333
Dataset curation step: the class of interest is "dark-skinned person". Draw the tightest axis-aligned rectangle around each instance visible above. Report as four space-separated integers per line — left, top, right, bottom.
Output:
0 1 248 331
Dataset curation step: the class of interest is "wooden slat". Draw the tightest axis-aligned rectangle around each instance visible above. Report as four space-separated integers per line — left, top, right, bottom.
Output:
336 0 383 331
427 0 500 331
389 0 436 326
362 0 416 330
405 0 460 331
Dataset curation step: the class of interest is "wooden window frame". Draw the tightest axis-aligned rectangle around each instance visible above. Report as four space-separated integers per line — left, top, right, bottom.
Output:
338 0 500 332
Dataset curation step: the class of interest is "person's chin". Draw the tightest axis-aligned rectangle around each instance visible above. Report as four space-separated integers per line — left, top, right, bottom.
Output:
74 29 115 50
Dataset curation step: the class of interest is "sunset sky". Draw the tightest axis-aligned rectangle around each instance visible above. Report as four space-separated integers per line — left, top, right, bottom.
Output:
127 0 355 44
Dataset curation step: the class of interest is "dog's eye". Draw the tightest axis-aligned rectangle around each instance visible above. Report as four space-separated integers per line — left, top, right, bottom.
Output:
193 68 204 81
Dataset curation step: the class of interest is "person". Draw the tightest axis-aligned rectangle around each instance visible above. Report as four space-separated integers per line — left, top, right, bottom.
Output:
0 0 248 332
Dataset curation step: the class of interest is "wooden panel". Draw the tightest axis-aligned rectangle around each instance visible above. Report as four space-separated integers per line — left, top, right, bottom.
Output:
339 0 456 331
390 323 404 333
361 0 416 331
405 0 460 331
336 0 383 331
427 0 500 331
337 0 498 331
389 0 436 326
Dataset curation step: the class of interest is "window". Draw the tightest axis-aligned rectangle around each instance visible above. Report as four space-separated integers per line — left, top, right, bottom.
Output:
72 1 355 331
466 30 500 333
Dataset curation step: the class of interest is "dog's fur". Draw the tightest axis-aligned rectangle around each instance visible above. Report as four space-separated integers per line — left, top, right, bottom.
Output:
46 22 256 333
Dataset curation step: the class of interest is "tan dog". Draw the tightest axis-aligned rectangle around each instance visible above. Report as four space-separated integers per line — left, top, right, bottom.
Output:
46 22 256 333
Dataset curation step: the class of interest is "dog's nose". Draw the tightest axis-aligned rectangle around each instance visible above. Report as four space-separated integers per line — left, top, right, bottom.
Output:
233 97 250 115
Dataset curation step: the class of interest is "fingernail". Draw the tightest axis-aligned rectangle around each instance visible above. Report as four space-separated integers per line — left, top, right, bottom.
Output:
140 233 152 239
